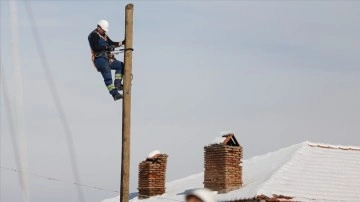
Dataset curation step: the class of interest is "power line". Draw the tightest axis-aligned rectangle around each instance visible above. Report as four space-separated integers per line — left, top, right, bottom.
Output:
1 2 29 202
0 2 29 202
1 166 119 194
7 2 179 202
22 1 85 202
9 1 30 201
0 166 184 202
0 69 28 202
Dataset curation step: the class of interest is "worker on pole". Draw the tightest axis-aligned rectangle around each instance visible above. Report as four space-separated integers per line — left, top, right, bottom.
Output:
88 19 125 101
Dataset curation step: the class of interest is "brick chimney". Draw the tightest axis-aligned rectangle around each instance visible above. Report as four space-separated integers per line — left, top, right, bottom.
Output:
138 150 168 199
204 133 243 193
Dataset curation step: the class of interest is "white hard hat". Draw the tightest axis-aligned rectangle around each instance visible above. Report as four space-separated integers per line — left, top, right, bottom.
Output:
97 19 109 32
185 188 216 202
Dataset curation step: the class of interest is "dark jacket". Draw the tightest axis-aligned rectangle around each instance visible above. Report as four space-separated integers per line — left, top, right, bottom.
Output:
88 29 119 53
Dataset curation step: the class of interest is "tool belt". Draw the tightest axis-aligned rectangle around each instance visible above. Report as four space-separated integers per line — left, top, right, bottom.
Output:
91 51 115 72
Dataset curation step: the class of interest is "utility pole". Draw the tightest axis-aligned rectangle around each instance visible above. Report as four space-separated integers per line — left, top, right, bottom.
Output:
120 3 134 202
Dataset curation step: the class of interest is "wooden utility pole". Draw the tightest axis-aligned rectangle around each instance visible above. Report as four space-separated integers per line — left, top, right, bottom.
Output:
120 3 134 202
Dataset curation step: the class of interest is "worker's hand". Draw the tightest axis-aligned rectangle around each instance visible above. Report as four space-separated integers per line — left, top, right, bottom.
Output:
117 40 125 47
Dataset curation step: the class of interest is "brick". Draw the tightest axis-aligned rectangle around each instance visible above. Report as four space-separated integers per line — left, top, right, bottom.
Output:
204 142 243 193
138 154 168 199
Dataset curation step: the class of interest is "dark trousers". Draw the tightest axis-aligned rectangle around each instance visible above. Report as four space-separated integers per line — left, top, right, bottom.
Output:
94 57 124 94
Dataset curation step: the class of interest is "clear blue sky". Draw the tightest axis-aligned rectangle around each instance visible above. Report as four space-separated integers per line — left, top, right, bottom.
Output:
1 1 360 202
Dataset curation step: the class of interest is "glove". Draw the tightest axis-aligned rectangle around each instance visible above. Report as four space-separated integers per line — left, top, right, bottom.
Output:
118 40 125 47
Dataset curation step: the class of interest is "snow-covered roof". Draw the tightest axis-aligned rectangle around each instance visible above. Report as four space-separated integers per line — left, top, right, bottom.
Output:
103 141 360 202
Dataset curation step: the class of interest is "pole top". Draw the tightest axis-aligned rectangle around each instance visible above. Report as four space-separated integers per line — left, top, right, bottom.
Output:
126 3 134 10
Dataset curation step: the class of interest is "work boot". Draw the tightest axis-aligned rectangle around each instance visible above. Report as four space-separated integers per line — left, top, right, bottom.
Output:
113 93 123 101
110 89 123 101
114 79 123 91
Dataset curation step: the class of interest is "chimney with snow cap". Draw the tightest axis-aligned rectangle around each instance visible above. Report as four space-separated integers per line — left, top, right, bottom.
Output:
204 132 243 193
138 150 168 199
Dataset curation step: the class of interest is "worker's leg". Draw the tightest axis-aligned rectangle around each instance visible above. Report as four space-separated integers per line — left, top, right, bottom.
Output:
94 57 119 98
110 59 124 90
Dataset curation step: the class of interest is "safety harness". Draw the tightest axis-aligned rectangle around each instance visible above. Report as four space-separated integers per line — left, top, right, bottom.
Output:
90 31 114 71
90 31 134 71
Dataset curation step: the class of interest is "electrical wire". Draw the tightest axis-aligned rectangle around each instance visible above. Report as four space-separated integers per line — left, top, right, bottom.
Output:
5 2 174 202
1 69 28 202
22 1 85 202
0 3 28 202
1 166 119 194
9 1 30 201
0 166 184 202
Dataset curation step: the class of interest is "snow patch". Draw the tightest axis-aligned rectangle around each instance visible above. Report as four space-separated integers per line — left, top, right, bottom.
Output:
102 196 119 202
147 150 161 159
210 136 226 145
209 131 234 145
219 131 234 136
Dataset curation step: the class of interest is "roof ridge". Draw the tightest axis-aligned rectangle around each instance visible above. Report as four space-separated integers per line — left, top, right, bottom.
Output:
307 142 360 151
255 142 307 199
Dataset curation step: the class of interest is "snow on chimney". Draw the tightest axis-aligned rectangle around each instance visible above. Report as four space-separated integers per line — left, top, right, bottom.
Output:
204 132 243 193
138 150 168 199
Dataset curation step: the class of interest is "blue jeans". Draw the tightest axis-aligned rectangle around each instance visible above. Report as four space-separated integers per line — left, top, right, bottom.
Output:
94 57 124 94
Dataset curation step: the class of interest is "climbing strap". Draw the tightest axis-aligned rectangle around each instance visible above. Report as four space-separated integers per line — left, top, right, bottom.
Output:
120 48 134 52
111 48 134 55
